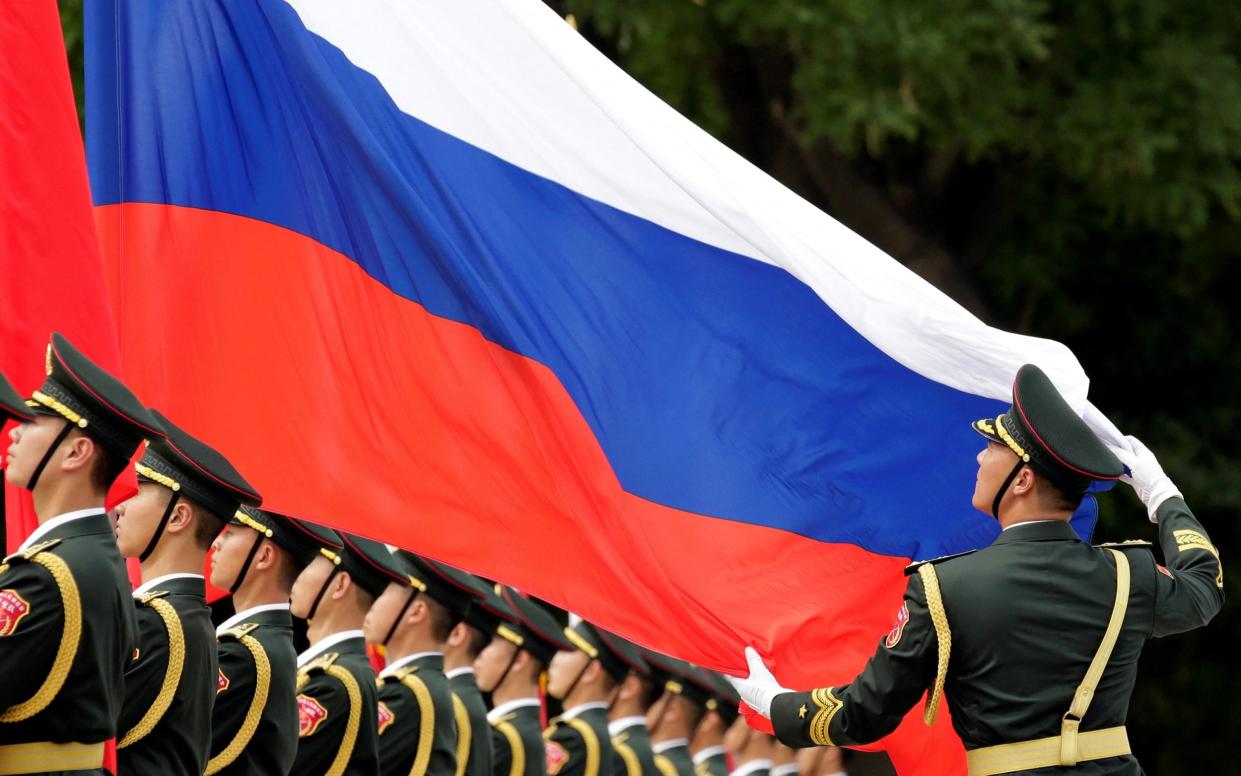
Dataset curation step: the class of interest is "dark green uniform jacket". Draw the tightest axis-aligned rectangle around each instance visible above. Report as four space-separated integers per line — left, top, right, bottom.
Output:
772 498 1224 774
117 573 218 776
377 652 458 776
488 698 545 776
208 603 299 776
546 704 613 776
0 510 137 775
651 741 693 776
610 719 658 776
449 667 494 776
690 746 727 776
293 631 380 776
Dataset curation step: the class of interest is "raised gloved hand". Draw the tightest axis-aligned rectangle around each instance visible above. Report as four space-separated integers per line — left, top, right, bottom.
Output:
725 646 790 719
1109 435 1182 522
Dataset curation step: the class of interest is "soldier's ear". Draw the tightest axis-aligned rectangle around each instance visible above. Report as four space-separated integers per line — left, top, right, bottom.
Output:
58 430 97 475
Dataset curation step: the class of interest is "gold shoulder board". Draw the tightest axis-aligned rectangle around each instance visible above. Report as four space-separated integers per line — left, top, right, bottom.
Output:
904 549 976 576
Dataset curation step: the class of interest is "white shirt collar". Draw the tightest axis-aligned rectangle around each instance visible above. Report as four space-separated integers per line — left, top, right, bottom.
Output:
216 603 290 636
298 629 365 668
380 650 443 678
561 701 610 720
692 746 726 765
133 573 204 597
652 739 690 754
730 760 772 776
608 716 647 737
1001 519 1056 532
445 666 475 679
487 697 540 723
770 765 799 776
19 507 105 551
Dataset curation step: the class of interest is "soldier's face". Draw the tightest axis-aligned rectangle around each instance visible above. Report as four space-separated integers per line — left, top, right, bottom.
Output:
474 634 519 692
546 648 591 699
290 555 336 618
4 415 65 485
209 524 260 590
113 481 175 558
363 581 412 644
972 441 1017 516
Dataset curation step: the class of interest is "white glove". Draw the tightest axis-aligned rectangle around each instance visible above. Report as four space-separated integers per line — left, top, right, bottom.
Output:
1109 435 1182 522
725 646 790 719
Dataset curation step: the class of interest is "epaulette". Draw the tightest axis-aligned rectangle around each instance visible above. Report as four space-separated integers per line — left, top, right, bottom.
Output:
1094 540 1152 551
904 549 977 576
136 590 171 605
384 663 420 682
303 651 341 673
221 622 261 640
3 539 62 564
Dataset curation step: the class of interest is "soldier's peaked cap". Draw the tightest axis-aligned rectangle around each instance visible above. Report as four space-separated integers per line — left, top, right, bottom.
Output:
642 651 713 707
0 372 35 423
138 409 262 522
972 364 1123 491
462 574 517 635
338 533 414 598
498 587 574 665
563 621 649 682
231 506 322 567
397 552 489 616
25 332 163 458
699 670 741 724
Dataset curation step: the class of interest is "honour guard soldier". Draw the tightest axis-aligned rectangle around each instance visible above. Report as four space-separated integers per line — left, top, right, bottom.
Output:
289 525 387 776
448 577 517 776
476 587 574 776
113 409 263 775
206 507 324 775
365 551 479 776
604 635 660 776
732 364 1225 775
546 619 648 776
722 719 771 776
1 336 162 774
690 672 739 776
641 655 710 776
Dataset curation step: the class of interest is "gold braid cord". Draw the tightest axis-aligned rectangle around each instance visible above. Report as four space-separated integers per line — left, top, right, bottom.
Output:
397 671 436 776
564 718 601 776
493 719 525 776
298 663 364 776
452 692 472 776
612 737 641 776
808 687 843 746
205 626 271 775
119 595 185 748
654 755 678 776
917 563 952 727
0 552 82 722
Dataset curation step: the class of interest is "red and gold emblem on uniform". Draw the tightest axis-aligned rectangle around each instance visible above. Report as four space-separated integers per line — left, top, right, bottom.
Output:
297 694 329 737
1157 564 1174 579
884 602 910 648
0 589 31 637
546 741 570 775
377 701 396 734
217 669 230 694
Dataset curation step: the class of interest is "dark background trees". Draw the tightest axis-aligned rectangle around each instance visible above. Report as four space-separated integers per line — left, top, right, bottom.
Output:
59 0 1237 769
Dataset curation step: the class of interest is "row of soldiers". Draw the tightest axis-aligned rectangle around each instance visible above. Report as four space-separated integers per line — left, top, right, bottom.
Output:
0 333 851 776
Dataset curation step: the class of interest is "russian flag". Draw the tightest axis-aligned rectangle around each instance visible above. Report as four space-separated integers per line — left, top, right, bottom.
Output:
86 2 1123 771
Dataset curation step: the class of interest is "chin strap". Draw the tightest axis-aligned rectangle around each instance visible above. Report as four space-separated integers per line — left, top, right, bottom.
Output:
559 659 594 709
382 589 419 646
991 460 1027 520
228 531 267 595
24 422 75 492
139 491 181 563
306 566 340 622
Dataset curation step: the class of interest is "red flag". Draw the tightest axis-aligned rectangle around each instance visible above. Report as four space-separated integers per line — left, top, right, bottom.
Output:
0 1 136 554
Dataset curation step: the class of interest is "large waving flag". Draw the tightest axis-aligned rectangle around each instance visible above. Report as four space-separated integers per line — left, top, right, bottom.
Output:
86 2 1123 770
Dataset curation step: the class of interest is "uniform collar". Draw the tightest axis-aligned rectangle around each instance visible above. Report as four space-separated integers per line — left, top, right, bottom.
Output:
445 666 475 679
692 746 726 765
991 519 1079 546
562 700 609 720
770 765 799 776
19 507 105 550
608 716 647 737
487 697 540 723
730 760 772 776
298 629 365 667
381 650 444 678
216 602 291 635
133 572 204 597
652 738 689 754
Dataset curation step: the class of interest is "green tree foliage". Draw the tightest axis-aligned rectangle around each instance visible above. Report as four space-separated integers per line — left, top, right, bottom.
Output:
60 1 1237 768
